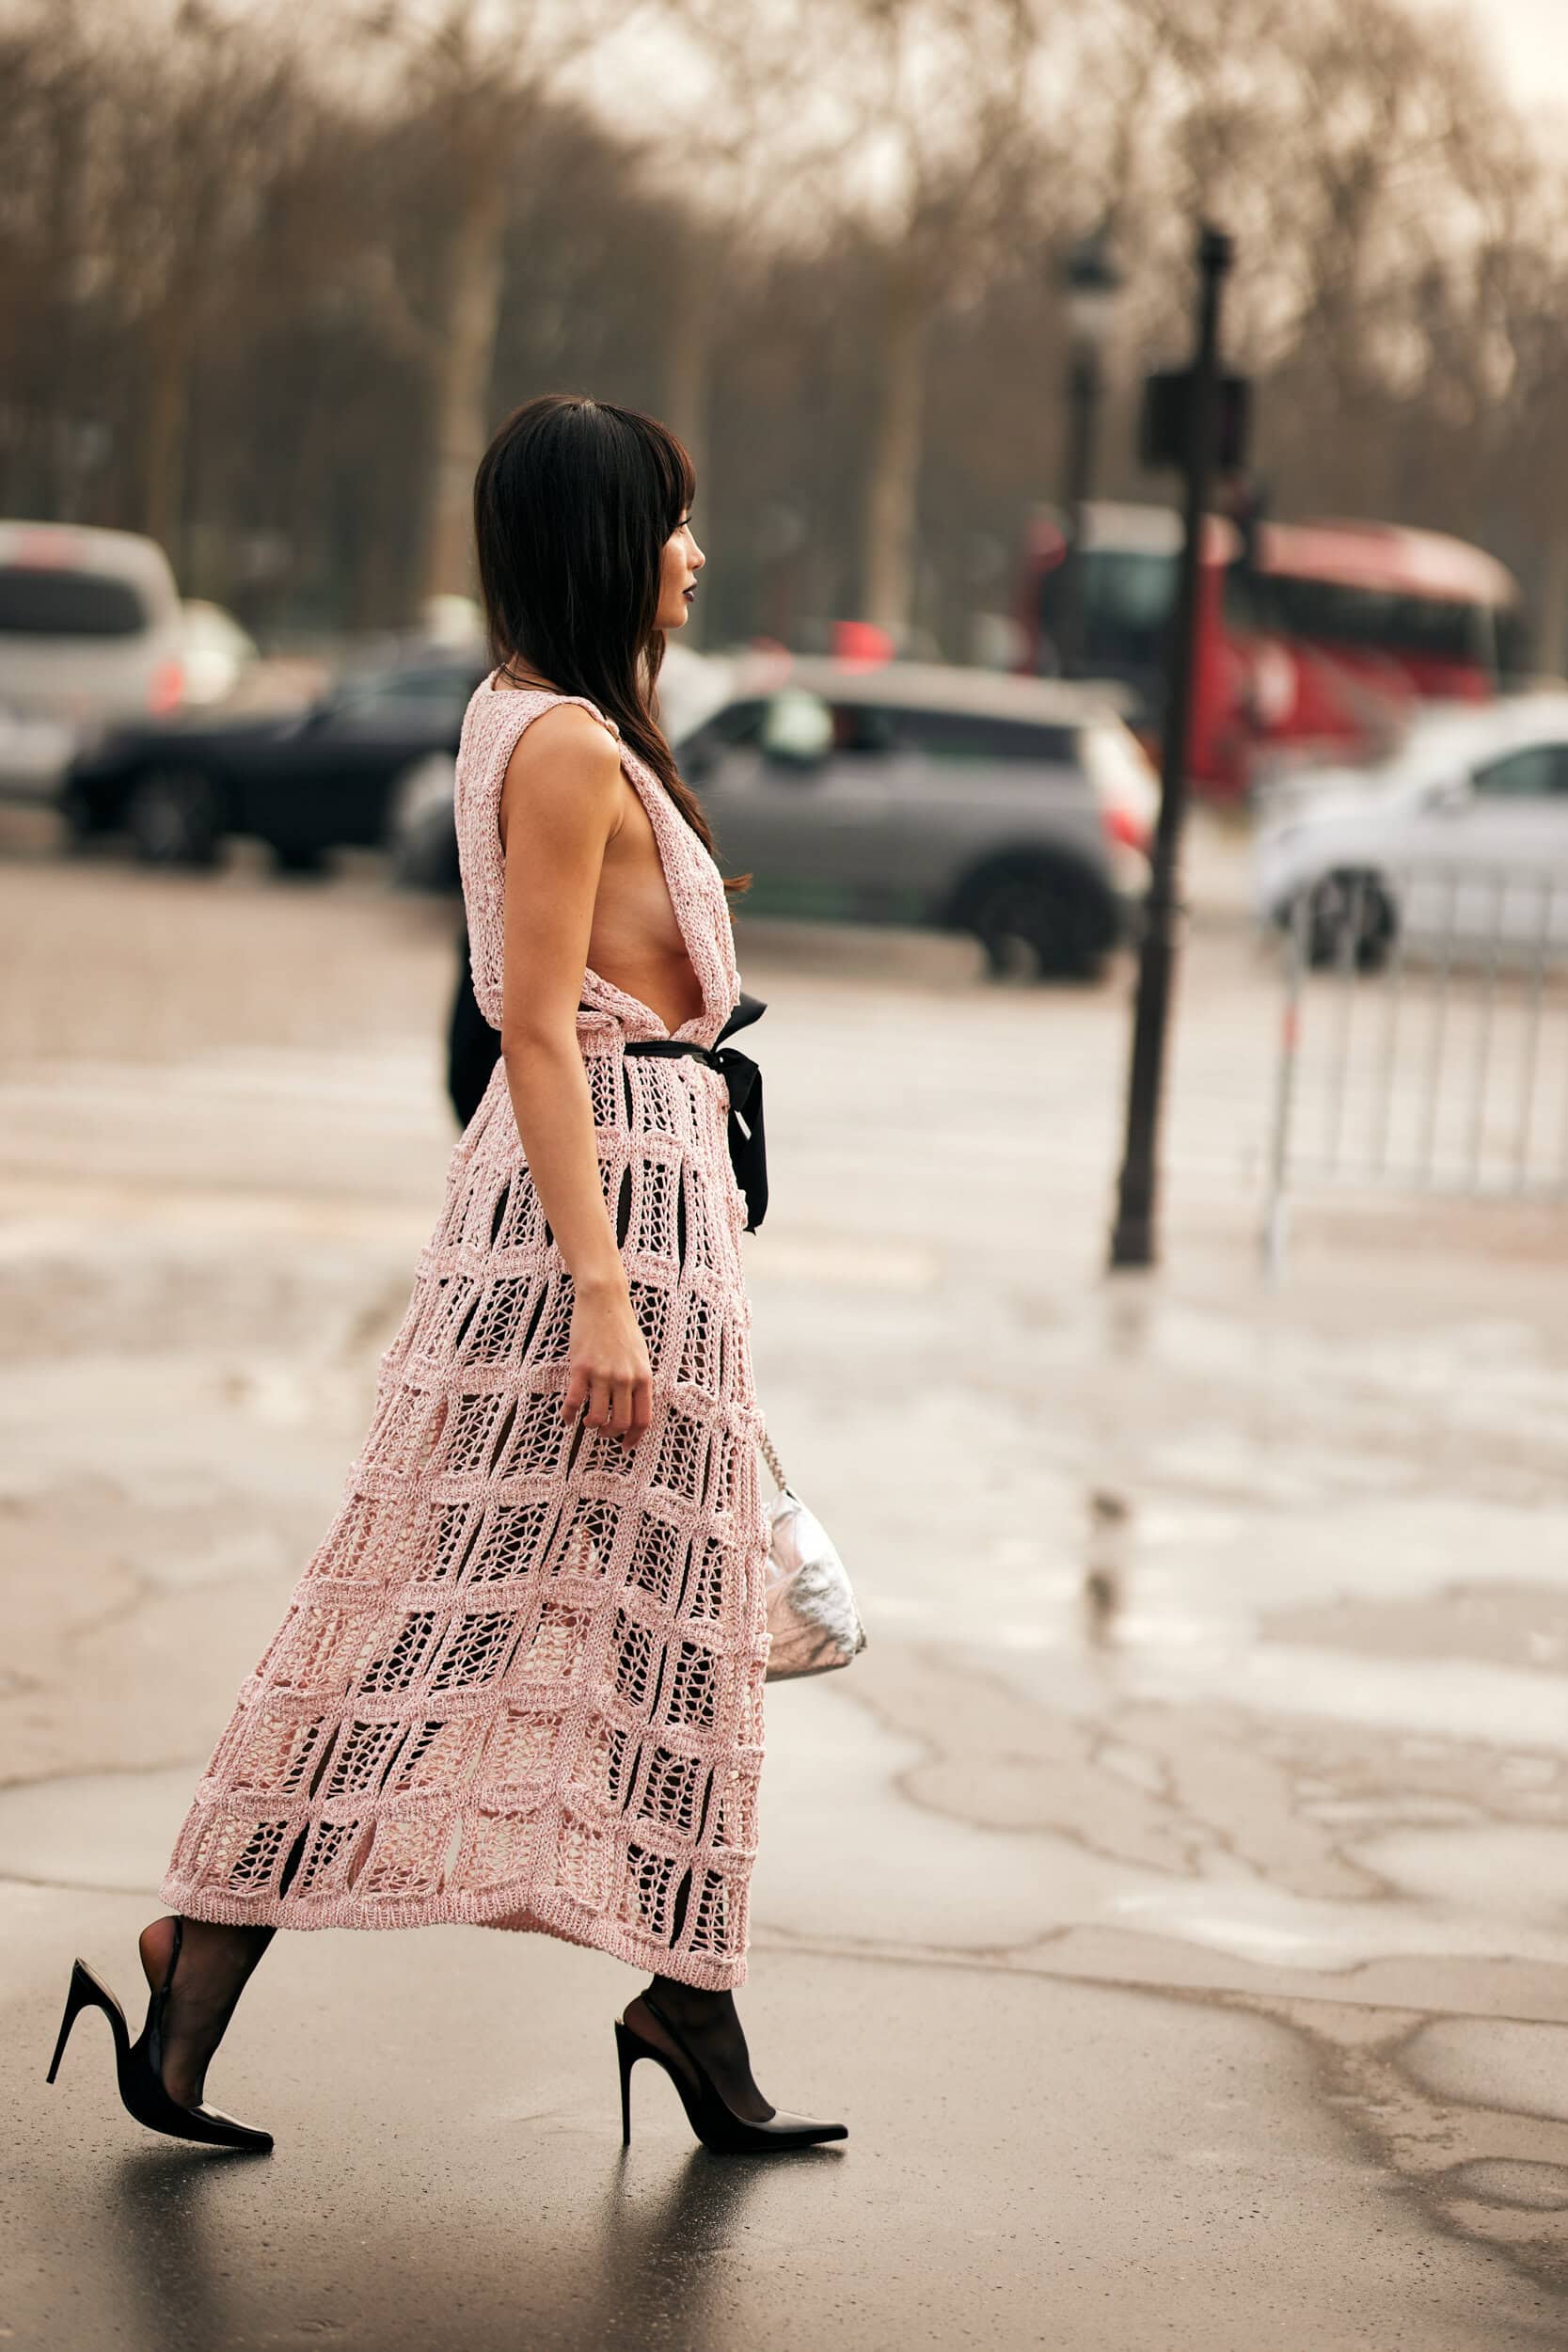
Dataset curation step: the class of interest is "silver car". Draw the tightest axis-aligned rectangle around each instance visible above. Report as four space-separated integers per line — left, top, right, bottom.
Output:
391 657 1155 979
1252 692 1568 965
0 521 186 727
685 660 1154 978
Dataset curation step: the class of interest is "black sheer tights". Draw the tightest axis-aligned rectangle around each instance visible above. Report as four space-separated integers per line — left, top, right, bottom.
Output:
138 1916 274 2108
133 1917 768 2123
641 1977 774 2124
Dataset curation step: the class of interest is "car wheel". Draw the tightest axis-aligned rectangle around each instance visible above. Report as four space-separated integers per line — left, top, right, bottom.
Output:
963 864 1106 982
270 839 327 876
125 769 222 868
1302 869 1397 972
389 805 461 894
388 754 460 893
58 783 104 851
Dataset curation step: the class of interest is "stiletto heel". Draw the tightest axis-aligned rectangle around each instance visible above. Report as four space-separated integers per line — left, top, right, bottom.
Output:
44 1921 273 2153
616 1994 846 2156
615 2019 637 2146
46 1960 128 2086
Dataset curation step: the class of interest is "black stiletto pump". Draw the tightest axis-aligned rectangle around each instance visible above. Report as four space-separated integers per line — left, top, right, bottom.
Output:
616 1994 847 2155
45 1919 273 2153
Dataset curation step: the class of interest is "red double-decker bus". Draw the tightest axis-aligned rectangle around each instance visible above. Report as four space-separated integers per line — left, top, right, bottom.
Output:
1019 501 1526 800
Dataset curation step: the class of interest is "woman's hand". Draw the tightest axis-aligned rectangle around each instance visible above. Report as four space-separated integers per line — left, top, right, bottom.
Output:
563 1277 653 1448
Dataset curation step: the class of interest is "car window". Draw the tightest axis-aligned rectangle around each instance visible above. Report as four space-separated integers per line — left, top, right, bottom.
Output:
1470 744 1568 798
676 698 766 783
1265 575 1495 666
884 707 1077 764
396 666 482 701
706 699 768 747
331 668 476 723
760 688 834 763
0 566 149 637
823 702 897 755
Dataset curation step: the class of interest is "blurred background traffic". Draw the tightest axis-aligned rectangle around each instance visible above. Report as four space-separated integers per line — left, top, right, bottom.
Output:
7 0 1568 1000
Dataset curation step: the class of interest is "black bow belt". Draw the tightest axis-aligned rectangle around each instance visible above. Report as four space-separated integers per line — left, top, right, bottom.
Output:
624 991 768 1232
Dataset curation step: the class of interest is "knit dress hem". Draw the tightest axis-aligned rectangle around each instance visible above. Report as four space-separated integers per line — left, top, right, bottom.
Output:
155 1868 749 1990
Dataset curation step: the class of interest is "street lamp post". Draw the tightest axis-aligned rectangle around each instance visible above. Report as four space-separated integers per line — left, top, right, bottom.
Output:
1055 223 1123 676
1108 222 1237 1272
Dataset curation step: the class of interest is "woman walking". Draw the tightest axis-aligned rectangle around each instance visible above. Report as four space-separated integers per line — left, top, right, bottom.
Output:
47 393 845 2158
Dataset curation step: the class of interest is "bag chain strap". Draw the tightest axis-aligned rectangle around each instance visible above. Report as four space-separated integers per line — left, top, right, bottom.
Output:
758 1422 788 1494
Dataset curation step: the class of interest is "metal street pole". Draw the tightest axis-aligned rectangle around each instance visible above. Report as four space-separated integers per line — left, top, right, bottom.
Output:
1057 344 1099 675
1108 223 1235 1271
1053 224 1121 679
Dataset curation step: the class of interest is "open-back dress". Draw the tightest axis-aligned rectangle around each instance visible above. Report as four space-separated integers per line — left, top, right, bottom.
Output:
159 681 769 1990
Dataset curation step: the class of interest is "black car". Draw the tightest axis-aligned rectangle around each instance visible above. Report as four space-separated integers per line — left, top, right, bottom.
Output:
63 653 483 869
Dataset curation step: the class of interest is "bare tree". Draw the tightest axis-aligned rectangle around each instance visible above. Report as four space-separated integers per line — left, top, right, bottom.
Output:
358 0 644 600
604 0 856 643
816 0 1052 641
108 4 307 555
11 0 1568 667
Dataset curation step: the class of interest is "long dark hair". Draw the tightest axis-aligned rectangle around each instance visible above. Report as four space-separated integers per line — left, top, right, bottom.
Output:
473 392 736 884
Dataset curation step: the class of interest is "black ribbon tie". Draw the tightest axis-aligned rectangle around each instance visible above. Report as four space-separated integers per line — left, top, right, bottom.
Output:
623 992 768 1232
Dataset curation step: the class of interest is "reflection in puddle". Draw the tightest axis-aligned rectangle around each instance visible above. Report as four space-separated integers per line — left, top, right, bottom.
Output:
585 2140 842 2345
71 2116 841 2351
104 2143 272 2347
1084 1488 1127 1646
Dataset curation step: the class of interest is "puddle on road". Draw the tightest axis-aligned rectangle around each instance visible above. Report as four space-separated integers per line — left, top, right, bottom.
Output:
1351 1826 1568 1934
1109 1873 1568 1975
1402 2016 1568 2124
756 1644 1568 1985
1124 1643 1568 1756
1443 2159 1568 2210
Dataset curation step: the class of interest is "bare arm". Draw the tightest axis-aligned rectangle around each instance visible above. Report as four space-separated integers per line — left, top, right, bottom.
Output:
498 709 651 1448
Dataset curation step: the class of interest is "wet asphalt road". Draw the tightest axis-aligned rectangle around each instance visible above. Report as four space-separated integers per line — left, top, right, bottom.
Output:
3 825 1568 2346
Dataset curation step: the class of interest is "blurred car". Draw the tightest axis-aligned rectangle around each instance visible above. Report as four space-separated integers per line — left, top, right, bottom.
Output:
388 750 465 890
0 521 186 726
655 641 744 740
1252 691 1568 964
64 650 483 868
180 599 259 707
0 699 76 804
683 659 1154 977
388 646 748 893
395 656 1154 979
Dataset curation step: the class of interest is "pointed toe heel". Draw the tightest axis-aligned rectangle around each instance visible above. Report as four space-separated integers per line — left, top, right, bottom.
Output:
45 1925 273 2154
615 1998 846 2156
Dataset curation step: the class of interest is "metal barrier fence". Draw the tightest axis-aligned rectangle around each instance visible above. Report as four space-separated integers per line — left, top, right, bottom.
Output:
1262 865 1568 1273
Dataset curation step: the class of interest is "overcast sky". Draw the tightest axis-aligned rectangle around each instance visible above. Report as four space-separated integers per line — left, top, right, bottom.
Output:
1416 0 1568 117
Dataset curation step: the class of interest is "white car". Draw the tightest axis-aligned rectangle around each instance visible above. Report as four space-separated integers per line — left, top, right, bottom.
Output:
1252 694 1568 965
180 599 258 707
0 522 188 729
0 699 76 805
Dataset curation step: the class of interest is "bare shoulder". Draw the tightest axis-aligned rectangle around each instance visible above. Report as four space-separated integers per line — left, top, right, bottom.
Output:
500 701 625 838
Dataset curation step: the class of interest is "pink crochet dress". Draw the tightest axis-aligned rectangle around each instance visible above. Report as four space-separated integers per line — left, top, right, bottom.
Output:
160 682 768 1990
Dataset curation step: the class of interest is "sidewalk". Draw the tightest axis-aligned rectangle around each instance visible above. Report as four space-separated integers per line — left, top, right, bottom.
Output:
3 855 1566 2346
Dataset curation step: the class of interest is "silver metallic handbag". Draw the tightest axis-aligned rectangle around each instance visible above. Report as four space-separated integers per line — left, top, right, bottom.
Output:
759 1425 867 1681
